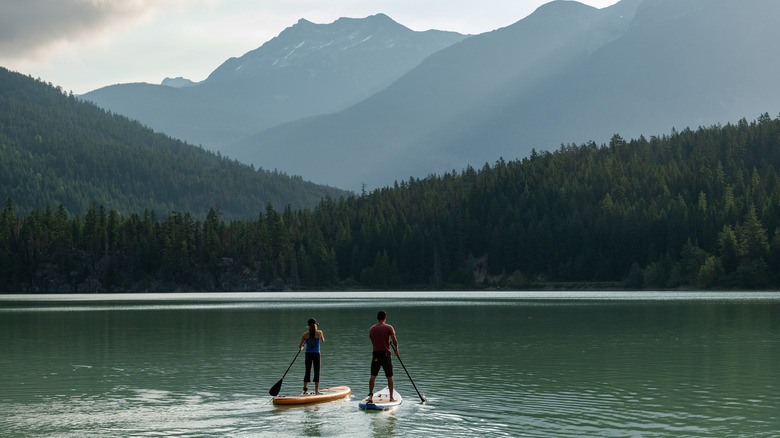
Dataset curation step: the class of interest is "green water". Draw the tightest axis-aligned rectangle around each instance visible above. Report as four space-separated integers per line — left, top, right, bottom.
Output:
1 292 779 437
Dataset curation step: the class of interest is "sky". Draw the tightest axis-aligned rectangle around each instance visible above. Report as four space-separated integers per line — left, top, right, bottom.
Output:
1 0 620 95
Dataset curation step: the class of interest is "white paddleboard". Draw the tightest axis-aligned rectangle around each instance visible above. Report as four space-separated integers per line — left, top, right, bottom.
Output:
358 386 402 410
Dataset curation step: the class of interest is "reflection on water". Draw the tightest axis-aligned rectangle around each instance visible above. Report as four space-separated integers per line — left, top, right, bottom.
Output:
1 292 779 437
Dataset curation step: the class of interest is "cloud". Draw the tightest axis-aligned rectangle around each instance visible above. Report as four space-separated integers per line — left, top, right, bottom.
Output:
0 0 159 59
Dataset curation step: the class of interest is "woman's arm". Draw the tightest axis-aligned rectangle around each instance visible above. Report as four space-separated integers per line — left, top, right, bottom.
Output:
318 330 325 342
299 332 308 349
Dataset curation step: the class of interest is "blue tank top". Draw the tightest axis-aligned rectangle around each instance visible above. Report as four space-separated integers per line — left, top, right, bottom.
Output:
305 336 321 353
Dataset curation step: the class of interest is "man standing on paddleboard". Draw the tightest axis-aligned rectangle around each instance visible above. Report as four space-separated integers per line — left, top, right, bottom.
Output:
368 310 399 403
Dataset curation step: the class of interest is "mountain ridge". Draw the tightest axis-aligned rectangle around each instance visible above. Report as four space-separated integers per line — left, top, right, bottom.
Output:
207 13 418 82
81 15 467 151
226 0 780 191
226 0 641 189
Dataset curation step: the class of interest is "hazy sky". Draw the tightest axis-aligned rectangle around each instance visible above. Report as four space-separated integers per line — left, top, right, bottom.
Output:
1 0 620 94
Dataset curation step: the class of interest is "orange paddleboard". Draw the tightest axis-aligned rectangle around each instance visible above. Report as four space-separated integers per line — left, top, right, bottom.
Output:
272 386 351 405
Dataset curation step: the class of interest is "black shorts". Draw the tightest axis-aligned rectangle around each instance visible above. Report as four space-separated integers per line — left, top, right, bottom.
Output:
370 351 393 377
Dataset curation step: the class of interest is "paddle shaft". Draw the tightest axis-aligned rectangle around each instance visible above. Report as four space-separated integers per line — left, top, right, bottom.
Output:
281 347 303 379
269 347 303 396
391 343 425 403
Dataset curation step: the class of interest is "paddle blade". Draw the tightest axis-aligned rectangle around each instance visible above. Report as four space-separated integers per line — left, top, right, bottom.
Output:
269 379 283 396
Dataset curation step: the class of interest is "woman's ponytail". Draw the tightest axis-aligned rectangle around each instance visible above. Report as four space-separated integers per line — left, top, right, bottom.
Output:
307 318 317 340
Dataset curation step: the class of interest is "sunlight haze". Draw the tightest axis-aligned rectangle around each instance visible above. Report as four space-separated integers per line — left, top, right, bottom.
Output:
0 0 620 94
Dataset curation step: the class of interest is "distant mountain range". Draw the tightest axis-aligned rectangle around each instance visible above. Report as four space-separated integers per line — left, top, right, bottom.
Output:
83 0 780 191
81 14 466 151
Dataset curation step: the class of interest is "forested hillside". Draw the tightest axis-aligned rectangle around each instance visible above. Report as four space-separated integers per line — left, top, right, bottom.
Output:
4 114 780 292
0 68 350 218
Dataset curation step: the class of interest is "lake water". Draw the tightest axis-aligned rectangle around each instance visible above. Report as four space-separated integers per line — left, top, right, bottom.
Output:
1 291 779 437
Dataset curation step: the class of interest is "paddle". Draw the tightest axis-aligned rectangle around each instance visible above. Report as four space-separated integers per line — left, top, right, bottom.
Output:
391 343 426 403
269 347 303 396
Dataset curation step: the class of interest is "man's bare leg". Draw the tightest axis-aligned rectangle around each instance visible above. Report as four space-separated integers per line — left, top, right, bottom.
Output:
388 376 395 401
368 375 377 402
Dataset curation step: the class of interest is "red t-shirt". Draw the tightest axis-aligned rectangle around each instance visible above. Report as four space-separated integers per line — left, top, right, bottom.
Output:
369 322 395 353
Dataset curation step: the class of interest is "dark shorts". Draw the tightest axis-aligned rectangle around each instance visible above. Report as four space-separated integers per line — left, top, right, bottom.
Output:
370 351 393 378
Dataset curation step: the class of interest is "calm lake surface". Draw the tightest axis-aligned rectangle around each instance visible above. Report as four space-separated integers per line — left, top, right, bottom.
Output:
1 291 779 437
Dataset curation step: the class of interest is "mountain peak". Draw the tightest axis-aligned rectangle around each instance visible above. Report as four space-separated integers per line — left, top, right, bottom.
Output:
348 13 400 27
206 14 421 82
161 77 196 88
322 13 410 35
333 13 395 22
528 0 599 22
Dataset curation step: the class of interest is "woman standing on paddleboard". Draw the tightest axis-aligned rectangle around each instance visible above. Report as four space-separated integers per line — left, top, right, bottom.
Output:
299 318 325 394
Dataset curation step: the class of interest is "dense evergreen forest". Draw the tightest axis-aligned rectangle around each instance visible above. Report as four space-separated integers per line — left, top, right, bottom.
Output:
3 109 780 292
0 67 350 218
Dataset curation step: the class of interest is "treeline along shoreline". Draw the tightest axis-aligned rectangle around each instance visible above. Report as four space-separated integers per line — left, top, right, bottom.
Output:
3 114 780 292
